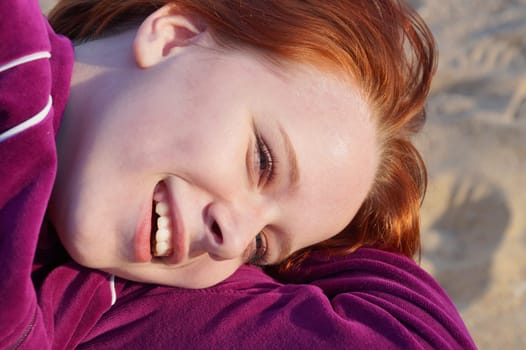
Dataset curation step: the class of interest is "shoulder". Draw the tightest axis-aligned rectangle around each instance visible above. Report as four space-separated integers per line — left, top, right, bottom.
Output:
275 248 477 349
0 0 50 67
85 249 476 349
0 0 73 139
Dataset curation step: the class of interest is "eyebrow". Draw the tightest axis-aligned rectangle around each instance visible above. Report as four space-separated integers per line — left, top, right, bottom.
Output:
278 123 300 189
270 124 299 265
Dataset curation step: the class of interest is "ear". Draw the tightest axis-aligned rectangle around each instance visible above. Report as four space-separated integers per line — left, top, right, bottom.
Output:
133 4 207 68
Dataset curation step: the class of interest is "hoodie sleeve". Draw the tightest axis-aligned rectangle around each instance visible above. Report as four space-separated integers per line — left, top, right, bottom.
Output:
80 248 476 350
0 1 66 348
274 248 478 349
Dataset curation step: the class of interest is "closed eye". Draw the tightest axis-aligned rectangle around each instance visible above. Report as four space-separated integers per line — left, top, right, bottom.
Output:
248 232 269 266
255 134 276 186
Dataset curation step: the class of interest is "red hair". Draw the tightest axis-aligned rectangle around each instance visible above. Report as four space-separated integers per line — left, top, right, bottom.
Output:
49 0 437 268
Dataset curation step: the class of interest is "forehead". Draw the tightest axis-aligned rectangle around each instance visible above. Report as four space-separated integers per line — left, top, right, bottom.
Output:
278 71 377 236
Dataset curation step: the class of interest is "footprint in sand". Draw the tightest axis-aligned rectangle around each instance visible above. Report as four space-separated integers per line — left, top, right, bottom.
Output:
422 176 511 309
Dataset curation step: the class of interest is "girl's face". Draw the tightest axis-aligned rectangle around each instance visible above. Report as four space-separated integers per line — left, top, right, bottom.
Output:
50 29 377 288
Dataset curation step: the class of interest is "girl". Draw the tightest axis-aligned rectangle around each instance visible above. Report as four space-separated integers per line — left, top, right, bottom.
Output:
1 0 476 348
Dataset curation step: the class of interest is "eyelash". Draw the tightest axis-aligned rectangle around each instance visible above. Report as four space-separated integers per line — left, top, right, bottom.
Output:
248 232 269 266
255 134 276 186
248 134 276 266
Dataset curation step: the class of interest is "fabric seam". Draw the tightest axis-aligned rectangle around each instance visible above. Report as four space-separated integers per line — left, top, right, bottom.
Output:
7 306 37 350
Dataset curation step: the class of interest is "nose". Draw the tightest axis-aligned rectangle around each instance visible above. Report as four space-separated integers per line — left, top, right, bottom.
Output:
203 199 271 261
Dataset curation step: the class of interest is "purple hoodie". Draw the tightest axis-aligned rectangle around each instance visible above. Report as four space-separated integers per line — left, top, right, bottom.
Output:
0 1 477 349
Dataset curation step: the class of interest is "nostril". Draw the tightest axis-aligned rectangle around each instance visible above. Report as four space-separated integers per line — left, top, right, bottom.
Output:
210 221 223 243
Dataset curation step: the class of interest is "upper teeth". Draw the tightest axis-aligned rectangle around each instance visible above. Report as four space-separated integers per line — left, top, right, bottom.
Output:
152 185 173 257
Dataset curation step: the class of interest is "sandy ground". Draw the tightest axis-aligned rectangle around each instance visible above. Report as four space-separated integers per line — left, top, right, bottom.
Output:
40 0 526 348
408 1 526 348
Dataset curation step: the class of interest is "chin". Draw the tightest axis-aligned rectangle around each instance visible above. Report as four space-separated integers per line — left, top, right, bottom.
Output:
62 241 108 269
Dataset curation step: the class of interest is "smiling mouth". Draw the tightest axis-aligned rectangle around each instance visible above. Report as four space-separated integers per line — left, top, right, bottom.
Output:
151 182 174 257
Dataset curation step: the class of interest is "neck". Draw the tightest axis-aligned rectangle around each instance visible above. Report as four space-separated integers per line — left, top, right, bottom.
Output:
70 30 138 88
58 30 140 163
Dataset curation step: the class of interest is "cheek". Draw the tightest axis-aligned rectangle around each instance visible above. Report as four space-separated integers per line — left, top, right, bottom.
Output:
172 128 248 180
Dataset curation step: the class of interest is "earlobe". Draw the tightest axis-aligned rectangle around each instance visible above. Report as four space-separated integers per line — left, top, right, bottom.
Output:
133 4 206 68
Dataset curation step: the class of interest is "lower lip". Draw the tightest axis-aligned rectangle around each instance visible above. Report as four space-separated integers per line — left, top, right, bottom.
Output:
134 200 153 262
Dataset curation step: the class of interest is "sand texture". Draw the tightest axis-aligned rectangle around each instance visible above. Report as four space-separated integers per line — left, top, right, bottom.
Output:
407 1 526 348
39 0 526 348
